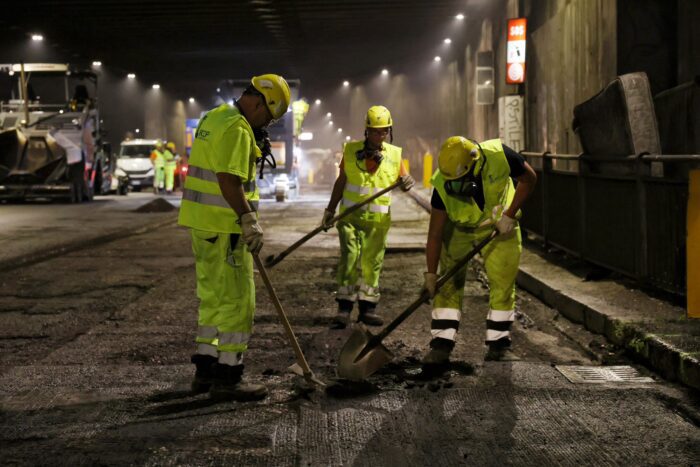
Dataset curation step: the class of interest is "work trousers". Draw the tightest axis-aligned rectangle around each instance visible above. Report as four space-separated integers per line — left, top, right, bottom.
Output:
164 162 176 192
430 222 521 349
335 214 391 304
191 229 255 366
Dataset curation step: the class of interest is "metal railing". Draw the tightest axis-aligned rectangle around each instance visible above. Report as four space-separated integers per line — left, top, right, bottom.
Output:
520 151 700 295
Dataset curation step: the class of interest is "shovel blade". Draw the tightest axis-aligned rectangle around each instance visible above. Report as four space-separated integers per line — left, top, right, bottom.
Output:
337 324 394 381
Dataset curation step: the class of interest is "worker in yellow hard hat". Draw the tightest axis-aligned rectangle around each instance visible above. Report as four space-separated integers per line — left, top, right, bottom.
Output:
150 140 165 194
163 142 177 194
322 105 415 328
421 136 537 370
178 74 291 401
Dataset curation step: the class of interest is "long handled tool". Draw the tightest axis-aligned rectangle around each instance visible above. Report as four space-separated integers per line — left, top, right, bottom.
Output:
337 230 498 381
253 254 325 387
264 179 403 268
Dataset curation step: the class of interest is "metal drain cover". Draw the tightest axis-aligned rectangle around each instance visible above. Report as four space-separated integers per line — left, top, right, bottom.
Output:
555 365 655 384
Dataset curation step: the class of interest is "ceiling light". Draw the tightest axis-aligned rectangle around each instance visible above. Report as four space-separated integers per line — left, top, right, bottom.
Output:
455 13 465 20
444 38 452 44
31 34 43 41
337 128 343 133
345 136 351 141
329 120 334 125
381 69 388 76
189 97 195 103
135 128 140 134
216 87 221 93
92 61 102 67
326 112 332 117
434 56 442 62
127 73 136 79
152 84 160 89
315 99 321 105
342 80 349 87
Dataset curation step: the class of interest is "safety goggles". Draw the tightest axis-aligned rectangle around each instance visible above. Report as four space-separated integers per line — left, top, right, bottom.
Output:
444 174 478 198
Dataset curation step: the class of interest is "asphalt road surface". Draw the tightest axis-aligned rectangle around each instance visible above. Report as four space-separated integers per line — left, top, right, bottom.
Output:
1 190 699 465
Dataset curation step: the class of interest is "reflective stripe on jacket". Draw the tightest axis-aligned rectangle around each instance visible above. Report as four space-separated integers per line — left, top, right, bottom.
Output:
431 139 518 228
340 140 402 222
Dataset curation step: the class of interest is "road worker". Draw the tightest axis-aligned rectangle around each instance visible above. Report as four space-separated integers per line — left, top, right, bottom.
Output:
422 136 537 367
178 74 291 401
322 105 415 328
164 142 177 194
150 140 165 194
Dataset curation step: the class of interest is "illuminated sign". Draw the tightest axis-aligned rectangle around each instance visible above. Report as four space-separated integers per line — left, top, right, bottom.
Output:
506 18 527 84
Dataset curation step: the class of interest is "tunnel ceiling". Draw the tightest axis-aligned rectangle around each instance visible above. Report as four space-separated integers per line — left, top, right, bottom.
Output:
0 0 489 97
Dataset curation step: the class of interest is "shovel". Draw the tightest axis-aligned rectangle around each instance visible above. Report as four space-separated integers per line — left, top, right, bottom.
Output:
253 254 325 388
264 180 402 268
337 230 497 381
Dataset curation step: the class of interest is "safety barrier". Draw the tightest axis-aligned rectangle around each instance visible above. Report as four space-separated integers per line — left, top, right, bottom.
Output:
520 151 700 297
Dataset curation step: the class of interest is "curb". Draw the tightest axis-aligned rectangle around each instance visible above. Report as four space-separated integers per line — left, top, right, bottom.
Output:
0 213 179 272
406 188 700 390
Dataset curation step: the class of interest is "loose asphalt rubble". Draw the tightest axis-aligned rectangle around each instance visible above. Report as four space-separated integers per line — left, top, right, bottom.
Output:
409 187 700 391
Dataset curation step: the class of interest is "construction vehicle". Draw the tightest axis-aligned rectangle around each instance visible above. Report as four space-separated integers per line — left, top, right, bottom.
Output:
0 63 112 202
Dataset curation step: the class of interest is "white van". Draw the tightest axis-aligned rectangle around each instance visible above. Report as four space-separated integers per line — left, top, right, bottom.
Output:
114 139 159 191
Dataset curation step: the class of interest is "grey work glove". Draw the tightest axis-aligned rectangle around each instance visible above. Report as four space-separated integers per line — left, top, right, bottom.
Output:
240 211 264 254
400 174 415 192
495 213 516 236
321 208 336 231
423 272 438 298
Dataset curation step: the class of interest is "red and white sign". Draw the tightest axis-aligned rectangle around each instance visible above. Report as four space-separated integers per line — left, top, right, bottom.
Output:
506 18 527 84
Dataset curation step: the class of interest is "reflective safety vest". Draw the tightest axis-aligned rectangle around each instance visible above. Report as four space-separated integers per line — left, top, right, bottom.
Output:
341 140 402 222
151 149 165 168
178 105 260 234
163 149 176 167
431 139 518 228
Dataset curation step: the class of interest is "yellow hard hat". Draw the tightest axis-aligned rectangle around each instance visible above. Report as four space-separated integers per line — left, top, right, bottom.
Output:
166 142 176 151
438 136 481 180
365 105 392 128
155 139 163 147
251 74 291 120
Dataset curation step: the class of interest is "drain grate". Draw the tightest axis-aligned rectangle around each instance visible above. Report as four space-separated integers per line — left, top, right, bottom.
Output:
555 365 655 384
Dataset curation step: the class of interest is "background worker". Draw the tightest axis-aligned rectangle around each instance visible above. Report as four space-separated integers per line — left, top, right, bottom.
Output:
150 140 165 194
422 136 537 367
178 74 291 401
322 105 415 328
164 142 177 194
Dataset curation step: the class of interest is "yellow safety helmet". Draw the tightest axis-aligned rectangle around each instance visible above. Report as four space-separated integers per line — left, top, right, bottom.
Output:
438 136 481 180
166 142 176 151
365 105 392 128
251 74 291 120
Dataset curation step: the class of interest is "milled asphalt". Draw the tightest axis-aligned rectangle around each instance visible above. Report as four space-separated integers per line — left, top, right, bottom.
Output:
409 187 700 391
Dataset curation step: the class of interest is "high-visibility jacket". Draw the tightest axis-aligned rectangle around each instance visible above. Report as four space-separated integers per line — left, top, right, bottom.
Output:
163 149 176 167
178 104 260 234
431 139 518 228
340 141 402 223
151 149 165 168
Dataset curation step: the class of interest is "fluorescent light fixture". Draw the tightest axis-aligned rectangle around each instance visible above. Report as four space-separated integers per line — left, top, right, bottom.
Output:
92 61 102 67
434 56 442 62
444 38 452 44
381 69 388 76
299 132 313 141
455 13 464 20
315 99 321 105
127 73 136 79
342 80 350 87
31 34 43 41
189 97 195 103
152 84 160 89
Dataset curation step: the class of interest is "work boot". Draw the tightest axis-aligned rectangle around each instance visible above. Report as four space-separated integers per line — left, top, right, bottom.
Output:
331 299 354 329
484 341 520 362
357 300 383 326
190 354 217 394
209 363 268 402
422 338 454 366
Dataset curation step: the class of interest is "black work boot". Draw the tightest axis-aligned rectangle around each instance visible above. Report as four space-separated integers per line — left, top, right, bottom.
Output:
331 299 354 329
357 300 383 326
484 340 520 362
421 338 455 374
190 354 217 394
209 363 268 402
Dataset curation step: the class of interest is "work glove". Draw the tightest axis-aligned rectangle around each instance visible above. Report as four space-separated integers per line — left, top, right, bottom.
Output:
240 211 264 254
422 272 438 298
495 213 516 236
321 208 336 231
400 174 415 192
